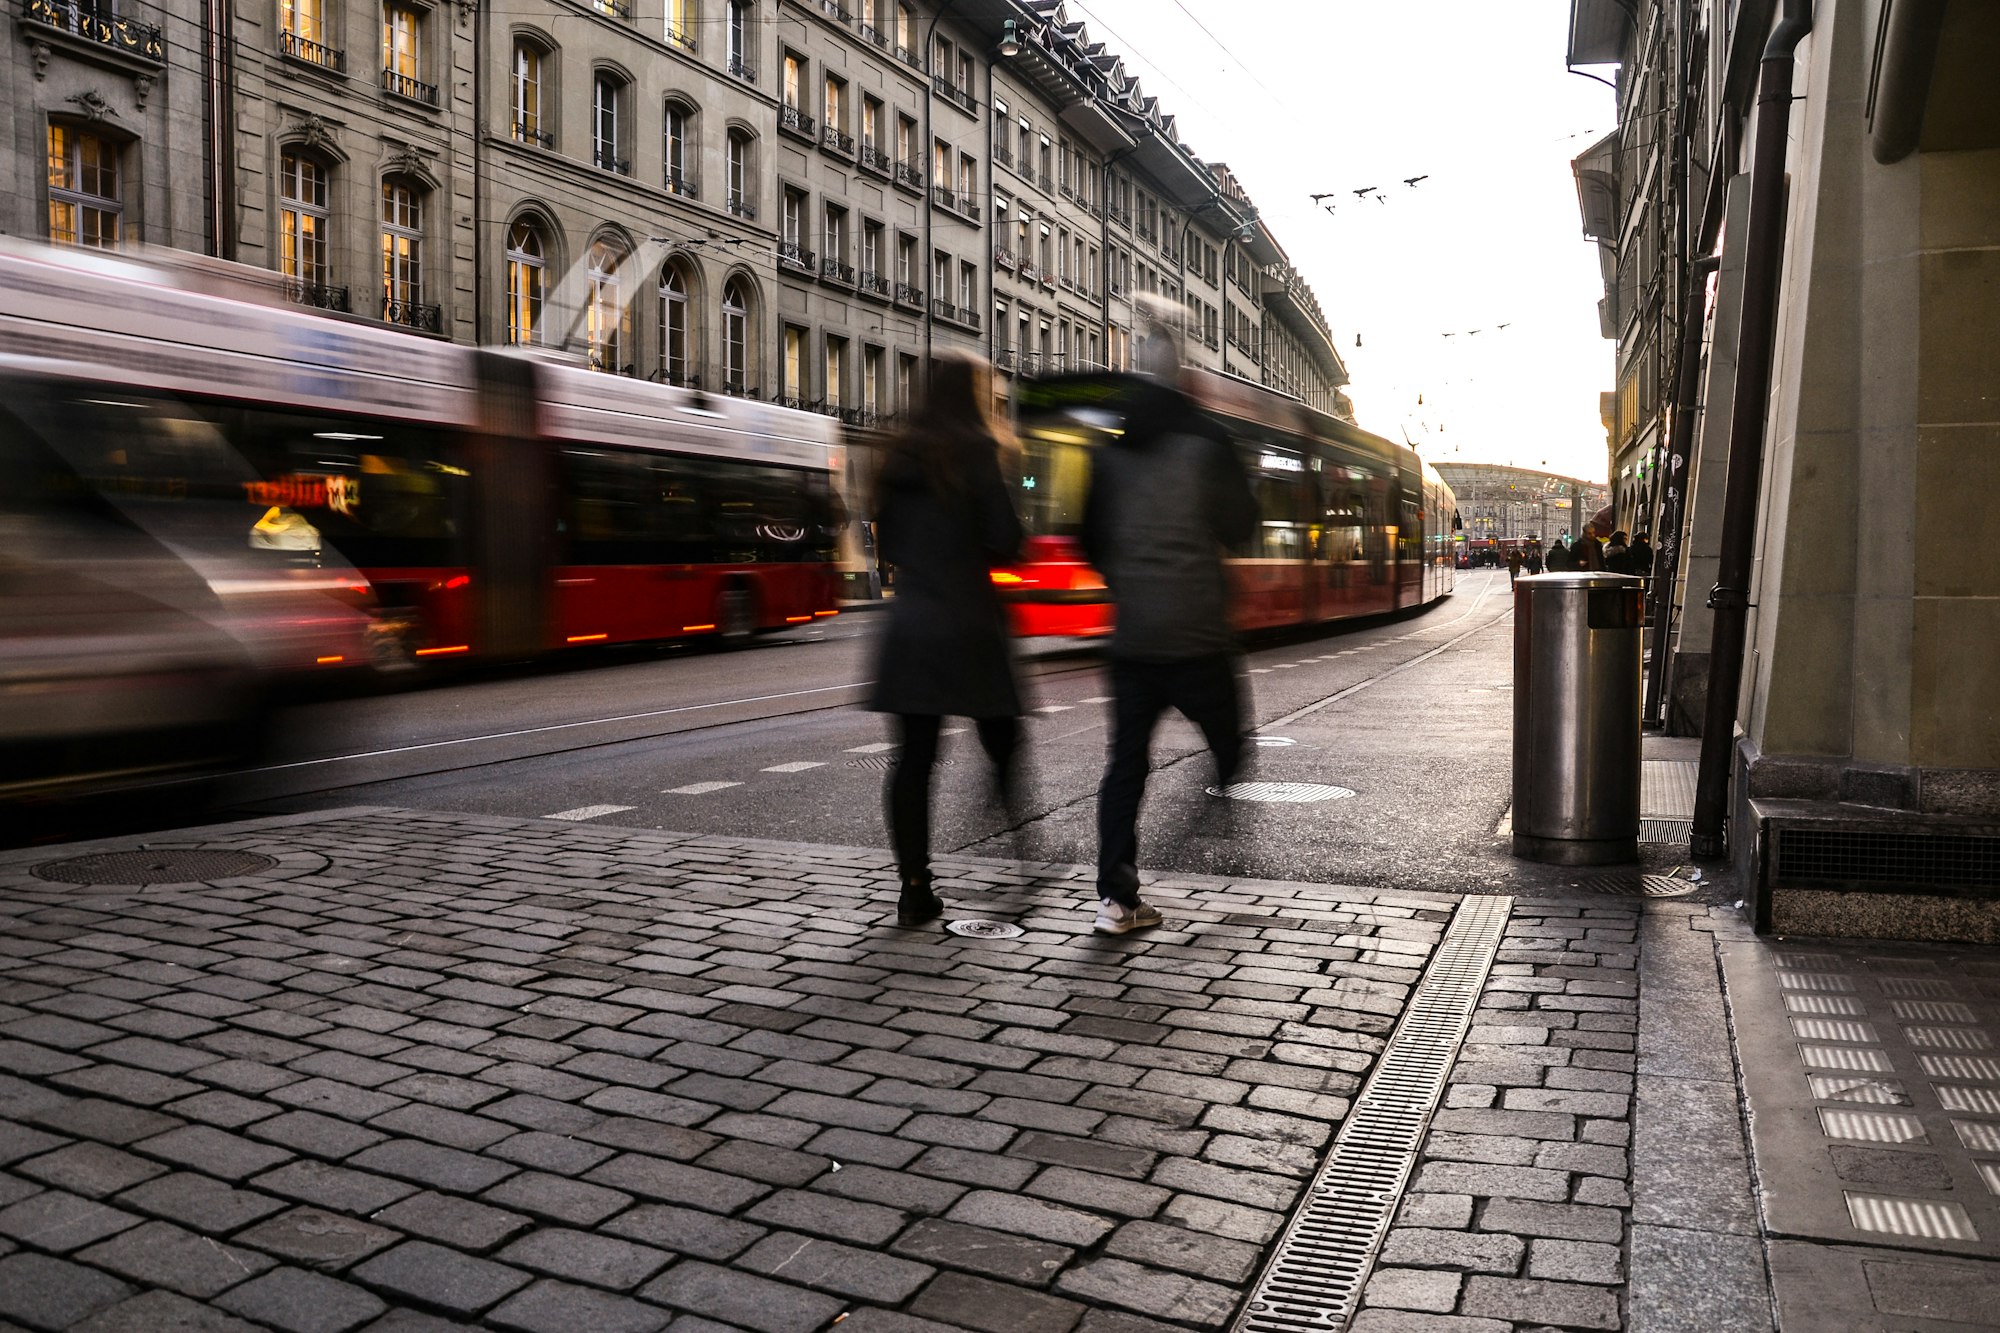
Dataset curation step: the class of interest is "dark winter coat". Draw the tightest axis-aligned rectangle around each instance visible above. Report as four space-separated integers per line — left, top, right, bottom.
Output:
866 434 1024 719
1627 538 1654 578
1080 381 1258 662
1544 541 1576 572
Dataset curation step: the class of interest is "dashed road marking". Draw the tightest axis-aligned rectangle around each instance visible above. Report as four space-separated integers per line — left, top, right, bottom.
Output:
1249 668 1272 674
1276 663 1298 669
940 728 967 736
846 742 896 753
546 805 635 822
1034 705 1074 713
1079 696 1112 704
664 781 743 795
762 761 826 773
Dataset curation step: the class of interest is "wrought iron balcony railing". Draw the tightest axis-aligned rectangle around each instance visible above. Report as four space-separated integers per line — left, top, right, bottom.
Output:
893 160 923 191
856 21 885 47
26 0 165 62
287 281 350 312
727 194 756 219
994 248 1016 270
382 296 442 333
820 257 854 284
382 68 437 106
593 147 630 174
778 104 815 139
591 0 630 18
1019 261 1040 284
665 22 694 51
858 271 889 297
512 121 552 147
278 27 342 70
895 43 919 69
958 307 980 330
931 187 979 222
931 74 974 115
992 143 1012 169
894 282 923 307
820 125 854 156
727 54 755 83
859 144 891 175
1037 171 1053 194
665 172 697 199
930 297 955 322
1108 204 1131 230
777 241 815 272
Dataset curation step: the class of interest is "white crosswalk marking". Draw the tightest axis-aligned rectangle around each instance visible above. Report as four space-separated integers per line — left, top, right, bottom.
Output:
1078 696 1112 704
762 761 826 773
940 728 967 736
1034 705 1073 713
663 781 742 795
1249 668 1272 674
846 742 896 753
545 805 635 822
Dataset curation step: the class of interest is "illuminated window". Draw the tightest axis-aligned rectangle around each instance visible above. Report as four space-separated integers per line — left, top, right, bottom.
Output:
505 219 545 346
511 42 545 144
381 3 423 100
782 325 805 403
279 152 329 290
666 0 694 49
47 125 120 250
586 238 625 371
380 179 423 318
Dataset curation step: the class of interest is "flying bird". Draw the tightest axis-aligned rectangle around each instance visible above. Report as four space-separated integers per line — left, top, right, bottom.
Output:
1403 175 1429 187
1352 186 1378 199
1308 192 1338 202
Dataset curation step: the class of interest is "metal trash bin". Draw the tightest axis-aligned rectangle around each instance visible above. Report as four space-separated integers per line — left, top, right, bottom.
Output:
1512 572 1645 864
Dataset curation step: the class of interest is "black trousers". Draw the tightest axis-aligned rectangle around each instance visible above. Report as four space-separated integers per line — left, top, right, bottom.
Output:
887 713 1019 886
1096 652 1245 905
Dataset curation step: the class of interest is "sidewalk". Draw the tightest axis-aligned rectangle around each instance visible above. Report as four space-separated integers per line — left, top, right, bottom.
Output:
0 805 1994 1332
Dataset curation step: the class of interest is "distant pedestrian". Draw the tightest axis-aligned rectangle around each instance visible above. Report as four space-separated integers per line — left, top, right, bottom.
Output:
1506 547 1525 582
1627 531 1655 580
1574 525 1606 571
1525 542 1544 575
1604 529 1632 574
1084 299 1258 935
867 352 1024 927
1545 537 1576 572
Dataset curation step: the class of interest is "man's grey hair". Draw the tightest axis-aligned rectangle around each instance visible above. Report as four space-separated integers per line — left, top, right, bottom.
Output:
1130 294 1184 381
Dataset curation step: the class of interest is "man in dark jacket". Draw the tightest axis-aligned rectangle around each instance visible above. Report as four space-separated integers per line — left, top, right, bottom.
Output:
1081 310 1258 934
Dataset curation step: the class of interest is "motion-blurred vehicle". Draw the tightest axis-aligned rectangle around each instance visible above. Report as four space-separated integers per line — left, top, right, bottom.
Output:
995 368 1459 637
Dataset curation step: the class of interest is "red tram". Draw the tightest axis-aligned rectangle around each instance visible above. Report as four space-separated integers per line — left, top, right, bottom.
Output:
996 369 1458 637
0 245 847 674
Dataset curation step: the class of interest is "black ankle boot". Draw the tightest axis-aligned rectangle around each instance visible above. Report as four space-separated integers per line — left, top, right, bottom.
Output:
897 877 944 927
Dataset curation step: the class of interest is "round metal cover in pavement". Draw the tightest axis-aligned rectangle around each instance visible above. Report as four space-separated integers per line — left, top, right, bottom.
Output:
1206 781 1356 803
946 919 1025 938
34 850 277 887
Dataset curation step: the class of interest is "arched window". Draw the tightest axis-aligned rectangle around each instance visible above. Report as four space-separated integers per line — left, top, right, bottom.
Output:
722 277 750 394
278 151 330 298
593 73 627 173
48 126 121 250
505 219 546 346
658 262 693 385
725 130 753 217
511 40 549 145
664 101 694 196
587 238 626 372
380 179 428 327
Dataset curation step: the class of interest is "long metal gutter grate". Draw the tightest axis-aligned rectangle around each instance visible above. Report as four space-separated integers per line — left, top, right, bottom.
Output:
1232 894 1514 1333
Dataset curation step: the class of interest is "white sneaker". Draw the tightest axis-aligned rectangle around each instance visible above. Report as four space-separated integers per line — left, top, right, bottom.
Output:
1094 898 1163 934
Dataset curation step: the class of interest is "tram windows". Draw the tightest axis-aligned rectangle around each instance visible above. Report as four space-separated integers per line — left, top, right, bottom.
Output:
560 447 839 566
1019 430 1092 538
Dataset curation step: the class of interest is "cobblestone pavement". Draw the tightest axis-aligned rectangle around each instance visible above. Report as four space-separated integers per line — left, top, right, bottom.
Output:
0 807 1467 1333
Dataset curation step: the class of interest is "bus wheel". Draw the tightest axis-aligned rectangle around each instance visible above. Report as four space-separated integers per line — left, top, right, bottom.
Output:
718 585 757 645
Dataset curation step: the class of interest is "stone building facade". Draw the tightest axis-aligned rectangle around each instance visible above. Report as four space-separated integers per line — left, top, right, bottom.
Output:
2 0 1349 424
1433 462 1607 545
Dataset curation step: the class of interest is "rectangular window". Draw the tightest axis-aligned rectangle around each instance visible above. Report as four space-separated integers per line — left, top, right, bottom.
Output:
958 260 974 313
594 75 624 172
862 95 881 149
783 325 805 402
897 114 915 165
783 53 803 108
380 180 423 315
957 152 973 198
47 126 120 250
666 0 694 49
278 152 329 289
381 3 422 100
863 346 881 415
664 103 691 193
511 42 543 143
861 221 881 277
726 0 749 76
823 75 843 131
824 336 846 409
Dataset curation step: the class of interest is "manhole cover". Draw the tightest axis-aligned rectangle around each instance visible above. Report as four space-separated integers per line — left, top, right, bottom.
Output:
847 756 955 772
34 850 277 887
1567 872 1699 898
946 919 1024 938
1206 782 1356 803
1252 736 1297 748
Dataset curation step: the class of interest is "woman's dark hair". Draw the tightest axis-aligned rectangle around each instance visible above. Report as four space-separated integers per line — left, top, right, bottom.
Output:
876 353 998 503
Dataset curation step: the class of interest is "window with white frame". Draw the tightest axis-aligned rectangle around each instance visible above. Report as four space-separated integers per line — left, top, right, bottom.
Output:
505 218 546 345
824 336 846 409
726 129 752 214
782 325 805 403
47 127 121 250
511 41 547 145
658 262 690 383
586 238 625 371
380 180 424 319
666 0 694 50
664 101 694 194
726 0 750 77
863 345 881 415
593 73 626 172
278 151 330 292
722 277 749 391
381 3 427 102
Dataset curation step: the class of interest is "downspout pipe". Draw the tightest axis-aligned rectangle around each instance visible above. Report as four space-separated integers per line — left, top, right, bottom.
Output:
1642 249 1719 727
1690 0 1812 860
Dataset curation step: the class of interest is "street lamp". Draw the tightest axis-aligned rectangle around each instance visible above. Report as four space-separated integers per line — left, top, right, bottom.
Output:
998 19 1019 57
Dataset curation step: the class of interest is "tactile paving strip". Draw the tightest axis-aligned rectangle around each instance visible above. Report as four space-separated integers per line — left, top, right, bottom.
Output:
1728 941 2000 1252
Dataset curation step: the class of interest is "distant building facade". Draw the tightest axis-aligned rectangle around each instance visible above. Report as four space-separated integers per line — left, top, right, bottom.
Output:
1433 463 1606 545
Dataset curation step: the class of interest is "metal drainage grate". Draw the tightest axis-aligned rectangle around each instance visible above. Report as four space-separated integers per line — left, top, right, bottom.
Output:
1233 894 1513 1333
1207 782 1355 804
33 850 277 887
945 919 1024 939
1564 873 1698 898
1639 818 1693 845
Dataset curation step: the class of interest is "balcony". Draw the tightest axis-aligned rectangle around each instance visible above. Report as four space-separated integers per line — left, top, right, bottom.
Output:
957 306 980 330
665 22 694 51
1107 204 1131 231
727 194 756 220
992 142 1012 169
287 281 350 313
382 296 442 333
1136 223 1157 245
590 0 630 17
382 68 437 106
664 172 697 199
512 121 552 148
593 146 630 175
839 407 879 428
778 103 815 141
727 54 755 83
24 0 165 67
894 42 920 70
931 186 980 223
931 74 975 116
777 395 807 411
994 247 1016 271
858 144 891 177
820 124 854 157
856 20 886 47
278 27 342 71
816 0 848 22
994 348 1017 373
820 256 854 284
892 160 923 193
777 241 815 273
1019 261 1040 285
1039 269 1056 291
1037 170 1053 195
894 282 923 308
857 270 890 299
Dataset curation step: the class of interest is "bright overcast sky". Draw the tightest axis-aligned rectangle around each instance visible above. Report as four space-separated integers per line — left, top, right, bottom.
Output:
1067 0 1617 482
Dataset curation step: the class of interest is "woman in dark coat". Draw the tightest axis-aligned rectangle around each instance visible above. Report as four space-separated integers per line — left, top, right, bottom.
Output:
868 353 1024 926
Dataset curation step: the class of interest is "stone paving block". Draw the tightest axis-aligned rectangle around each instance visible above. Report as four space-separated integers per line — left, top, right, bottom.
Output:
696 1138 832 1186
1632 1225 1771 1333
1528 1237 1622 1284
0 1188 143 1251
0 1250 136 1330
604 1202 766 1261
1479 1196 1623 1243
167 1090 285 1129
1460 1275 1619 1329
1363 1267 1463 1312
1395 1194 1474 1229
75 1218 276 1298
891 1217 1073 1286
485 1277 670 1333
583 1153 769 1214
26 1096 180 1147
232 1206 402 1272
486 1130 613 1175
945 1188 1116 1249
747 1187 908 1245
908 1269 1086 1333
1377 1227 1526 1274
346 1139 517 1194
739 1230 935 1302
214 1266 389 1333
366 1105 515 1152
1056 1255 1240 1327
372 1191 531 1251
249 1160 418 1215
1027 1164 1169 1218
638 1258 846 1333
497 1226 671 1290
69 1288 266 1333
1103 1218 1263 1285
269 1078 407 1123
351 1239 533 1317
249 1111 388 1161
0 1120 69 1166
577 1116 718 1160
1410 1160 1570 1202
481 1170 634 1227
811 1161 964 1215
1348 1309 1510 1332
15 1140 167 1198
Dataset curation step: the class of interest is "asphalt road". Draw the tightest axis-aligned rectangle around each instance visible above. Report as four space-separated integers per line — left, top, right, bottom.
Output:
216 571 1561 897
